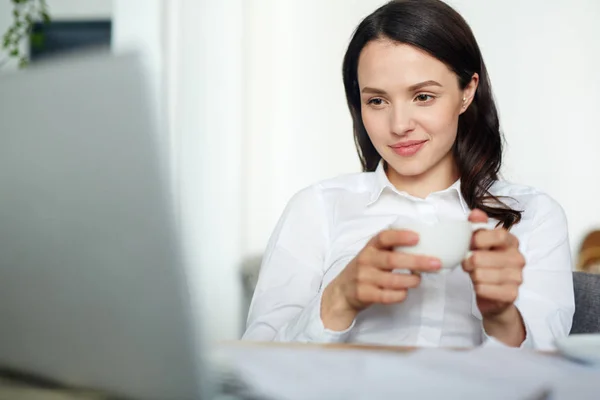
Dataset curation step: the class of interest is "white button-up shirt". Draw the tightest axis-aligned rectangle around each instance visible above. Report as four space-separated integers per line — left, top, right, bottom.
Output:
243 164 575 350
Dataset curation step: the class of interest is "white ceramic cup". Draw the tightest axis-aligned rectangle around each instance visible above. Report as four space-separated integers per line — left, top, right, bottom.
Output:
391 220 489 270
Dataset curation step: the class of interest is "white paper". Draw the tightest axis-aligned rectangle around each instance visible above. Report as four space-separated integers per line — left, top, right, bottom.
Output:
213 344 600 400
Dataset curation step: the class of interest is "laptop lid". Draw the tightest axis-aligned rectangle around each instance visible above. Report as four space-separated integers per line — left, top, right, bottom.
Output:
0 52 209 399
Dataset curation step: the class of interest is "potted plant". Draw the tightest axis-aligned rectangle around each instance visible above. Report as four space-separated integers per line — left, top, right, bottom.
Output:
1 0 51 68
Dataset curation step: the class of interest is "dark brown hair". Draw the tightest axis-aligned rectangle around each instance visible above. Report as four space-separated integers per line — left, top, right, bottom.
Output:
342 0 521 228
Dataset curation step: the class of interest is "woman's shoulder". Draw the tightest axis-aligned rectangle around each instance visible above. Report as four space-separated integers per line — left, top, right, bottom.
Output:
490 180 567 225
289 171 376 203
276 171 376 231
314 170 376 192
490 180 558 202
490 180 542 195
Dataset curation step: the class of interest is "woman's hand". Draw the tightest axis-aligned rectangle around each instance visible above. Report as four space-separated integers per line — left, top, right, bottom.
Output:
321 229 442 331
463 209 527 346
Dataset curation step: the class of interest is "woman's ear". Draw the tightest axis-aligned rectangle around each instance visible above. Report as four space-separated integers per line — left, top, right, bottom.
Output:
460 73 479 114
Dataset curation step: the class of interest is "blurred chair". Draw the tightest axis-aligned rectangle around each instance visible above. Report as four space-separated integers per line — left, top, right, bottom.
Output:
571 271 600 334
240 255 263 332
577 230 600 273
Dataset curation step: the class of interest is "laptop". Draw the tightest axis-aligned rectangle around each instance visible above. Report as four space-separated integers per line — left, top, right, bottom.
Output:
0 52 216 399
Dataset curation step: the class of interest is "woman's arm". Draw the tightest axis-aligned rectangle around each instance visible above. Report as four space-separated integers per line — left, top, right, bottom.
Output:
242 185 353 343
482 194 575 349
511 194 574 349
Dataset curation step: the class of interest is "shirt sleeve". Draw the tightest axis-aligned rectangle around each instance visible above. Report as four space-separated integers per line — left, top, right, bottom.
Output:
482 193 575 350
242 185 354 343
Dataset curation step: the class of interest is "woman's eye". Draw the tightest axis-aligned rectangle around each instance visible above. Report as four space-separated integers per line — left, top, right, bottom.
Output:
368 98 384 106
415 94 434 103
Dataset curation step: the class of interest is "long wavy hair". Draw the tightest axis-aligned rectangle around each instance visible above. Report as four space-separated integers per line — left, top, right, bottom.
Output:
342 0 521 229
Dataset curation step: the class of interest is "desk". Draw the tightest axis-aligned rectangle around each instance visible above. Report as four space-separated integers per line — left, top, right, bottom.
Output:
1 343 594 400
228 340 419 352
216 342 598 400
225 340 561 356
0 344 421 400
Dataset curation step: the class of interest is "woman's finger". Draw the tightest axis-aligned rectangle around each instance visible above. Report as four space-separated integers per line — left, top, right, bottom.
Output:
474 283 519 303
360 247 441 272
472 229 518 250
465 250 525 270
370 229 419 249
463 250 503 271
470 266 523 285
468 208 489 224
358 267 421 290
355 284 408 305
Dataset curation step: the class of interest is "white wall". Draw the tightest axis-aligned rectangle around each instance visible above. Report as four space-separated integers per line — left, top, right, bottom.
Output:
112 0 163 128
45 0 112 19
243 0 600 259
166 0 245 343
112 0 245 343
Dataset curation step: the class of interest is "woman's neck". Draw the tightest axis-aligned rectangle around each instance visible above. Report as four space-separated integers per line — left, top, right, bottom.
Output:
385 155 459 199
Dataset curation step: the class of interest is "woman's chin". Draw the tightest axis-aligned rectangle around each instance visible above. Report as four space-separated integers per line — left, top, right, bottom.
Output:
387 161 430 178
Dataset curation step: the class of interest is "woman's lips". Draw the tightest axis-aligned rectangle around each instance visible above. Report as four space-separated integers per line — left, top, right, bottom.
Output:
390 140 428 156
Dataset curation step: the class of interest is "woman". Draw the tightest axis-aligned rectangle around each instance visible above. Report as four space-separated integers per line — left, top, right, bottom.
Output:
243 0 574 349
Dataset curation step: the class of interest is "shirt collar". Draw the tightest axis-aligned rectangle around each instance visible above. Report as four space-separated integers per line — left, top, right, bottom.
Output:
367 161 470 214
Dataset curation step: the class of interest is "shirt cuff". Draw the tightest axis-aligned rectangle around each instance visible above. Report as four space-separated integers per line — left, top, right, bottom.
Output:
295 291 356 343
480 306 533 349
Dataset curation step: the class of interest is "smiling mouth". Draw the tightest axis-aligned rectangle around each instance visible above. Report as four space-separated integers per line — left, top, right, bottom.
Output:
390 140 428 156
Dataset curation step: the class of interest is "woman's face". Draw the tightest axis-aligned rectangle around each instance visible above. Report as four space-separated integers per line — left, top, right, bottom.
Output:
358 39 477 187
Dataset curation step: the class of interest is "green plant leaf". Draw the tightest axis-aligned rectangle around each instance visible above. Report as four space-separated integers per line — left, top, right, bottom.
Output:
42 11 51 25
2 31 10 46
18 56 28 68
31 32 44 50
2 0 51 69
12 32 24 43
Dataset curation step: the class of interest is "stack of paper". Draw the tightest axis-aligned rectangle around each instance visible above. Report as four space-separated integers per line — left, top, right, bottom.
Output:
213 344 599 400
